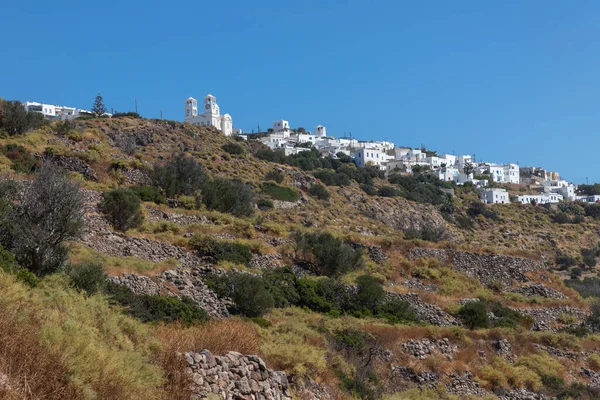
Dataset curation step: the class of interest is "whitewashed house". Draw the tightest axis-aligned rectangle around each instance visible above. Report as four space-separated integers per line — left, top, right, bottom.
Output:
480 188 509 204
456 155 473 170
184 95 233 136
516 193 563 204
24 101 86 120
576 195 600 203
487 163 520 184
435 166 459 182
354 148 387 170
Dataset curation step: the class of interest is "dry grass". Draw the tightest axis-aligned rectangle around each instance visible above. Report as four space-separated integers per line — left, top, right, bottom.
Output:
151 319 260 399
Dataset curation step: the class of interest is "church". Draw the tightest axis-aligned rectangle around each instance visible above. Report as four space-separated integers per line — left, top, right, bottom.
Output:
184 94 233 136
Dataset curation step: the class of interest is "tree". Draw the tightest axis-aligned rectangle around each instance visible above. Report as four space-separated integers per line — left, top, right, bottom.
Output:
201 178 254 217
91 93 107 117
463 162 474 176
1 165 84 275
308 183 330 200
153 153 206 197
355 275 385 312
99 188 144 231
458 301 489 329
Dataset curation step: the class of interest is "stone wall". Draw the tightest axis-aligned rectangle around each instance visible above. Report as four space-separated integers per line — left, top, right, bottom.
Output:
109 267 230 318
184 350 292 400
387 292 461 327
408 248 543 287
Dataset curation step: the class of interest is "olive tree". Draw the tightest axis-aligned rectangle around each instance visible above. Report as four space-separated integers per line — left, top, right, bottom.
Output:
1 165 84 275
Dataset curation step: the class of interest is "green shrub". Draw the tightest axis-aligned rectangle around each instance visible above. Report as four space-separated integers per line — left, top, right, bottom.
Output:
565 276 600 298
261 182 300 202
63 262 107 295
222 142 245 155
356 274 385 311
586 204 600 219
489 302 533 329
99 188 143 231
153 153 206 197
201 178 254 217
263 267 300 308
458 301 489 329
130 185 166 204
308 184 330 200
0 245 37 287
230 274 274 317
377 186 399 197
467 201 499 220
257 199 274 210
296 277 351 314
249 317 272 328
104 282 208 325
293 231 363 277
404 225 448 242
189 235 253 266
264 170 285 184
0 100 46 135
2 144 38 173
360 184 377 196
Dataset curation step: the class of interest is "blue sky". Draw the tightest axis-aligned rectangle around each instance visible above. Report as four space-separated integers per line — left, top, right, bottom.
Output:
1 1 599 183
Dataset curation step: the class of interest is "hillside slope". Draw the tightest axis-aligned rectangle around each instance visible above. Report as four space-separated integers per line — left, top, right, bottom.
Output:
1 117 600 399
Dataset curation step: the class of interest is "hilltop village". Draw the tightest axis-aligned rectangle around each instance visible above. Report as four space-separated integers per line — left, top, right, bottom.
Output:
179 93 592 207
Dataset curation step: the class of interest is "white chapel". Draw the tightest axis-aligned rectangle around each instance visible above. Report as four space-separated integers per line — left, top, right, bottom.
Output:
184 94 233 136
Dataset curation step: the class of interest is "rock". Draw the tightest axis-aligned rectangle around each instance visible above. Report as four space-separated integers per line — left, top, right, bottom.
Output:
184 351 293 400
386 292 461 327
408 248 543 288
507 283 567 299
39 154 98 181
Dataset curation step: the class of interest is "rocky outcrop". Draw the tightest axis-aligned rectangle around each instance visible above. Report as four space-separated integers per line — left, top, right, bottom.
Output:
498 388 547 400
408 248 543 287
392 367 439 387
387 292 461 327
249 253 284 270
184 350 292 400
402 338 456 360
508 283 567 299
446 371 488 398
496 339 514 361
40 154 98 181
124 168 153 185
350 243 388 264
343 190 452 236
272 200 301 210
109 267 229 318
513 306 587 330
401 278 439 292
145 206 212 226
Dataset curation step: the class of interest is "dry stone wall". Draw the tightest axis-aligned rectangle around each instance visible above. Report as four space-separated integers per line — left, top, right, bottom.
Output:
184 350 292 400
109 267 230 318
408 248 543 287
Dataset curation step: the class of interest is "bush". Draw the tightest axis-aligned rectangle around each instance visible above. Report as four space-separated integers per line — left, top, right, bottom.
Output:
230 274 274 317
586 204 600 219
565 277 600 298
293 231 363 277
0 244 37 287
0 100 46 136
376 299 418 324
355 274 385 311
1 166 84 276
467 201 498 220
308 184 330 200
201 178 254 217
261 182 300 202
2 144 39 173
264 170 285 184
221 142 245 155
360 184 377 196
263 267 300 308
112 112 141 118
489 302 533 329
105 282 208 325
130 185 166 204
556 254 577 270
99 188 143 232
153 153 206 197
189 235 253 266
404 225 448 242
377 186 400 197
458 301 489 329
257 199 274 210
456 215 475 230
64 262 106 295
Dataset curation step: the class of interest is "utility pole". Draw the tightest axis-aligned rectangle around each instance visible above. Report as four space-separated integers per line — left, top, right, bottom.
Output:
135 99 138 114
160 109 163 120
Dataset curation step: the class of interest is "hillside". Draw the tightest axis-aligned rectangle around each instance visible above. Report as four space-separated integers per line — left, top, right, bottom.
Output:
1 115 600 399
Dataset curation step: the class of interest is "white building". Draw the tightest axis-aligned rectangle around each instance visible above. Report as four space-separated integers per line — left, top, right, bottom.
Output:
516 193 563 205
184 95 233 136
576 195 600 203
272 120 291 137
487 163 520 184
24 101 81 120
354 148 387 170
315 125 327 138
480 188 509 204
